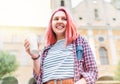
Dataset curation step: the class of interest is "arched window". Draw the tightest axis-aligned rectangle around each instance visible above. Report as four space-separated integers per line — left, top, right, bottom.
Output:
61 0 65 6
99 47 109 65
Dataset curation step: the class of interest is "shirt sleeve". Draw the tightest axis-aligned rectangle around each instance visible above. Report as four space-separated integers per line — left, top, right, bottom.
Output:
81 37 98 84
33 46 51 84
33 70 41 84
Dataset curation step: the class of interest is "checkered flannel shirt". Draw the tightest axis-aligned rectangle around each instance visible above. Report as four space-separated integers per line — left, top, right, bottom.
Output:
33 35 98 84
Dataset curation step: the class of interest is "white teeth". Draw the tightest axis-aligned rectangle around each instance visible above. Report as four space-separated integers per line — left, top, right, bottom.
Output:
57 26 63 29
56 24 65 29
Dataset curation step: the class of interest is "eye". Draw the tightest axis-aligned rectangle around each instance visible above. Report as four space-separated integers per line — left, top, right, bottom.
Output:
53 17 59 21
62 17 67 21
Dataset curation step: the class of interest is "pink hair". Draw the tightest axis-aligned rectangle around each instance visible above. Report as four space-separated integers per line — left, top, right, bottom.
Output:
45 7 78 46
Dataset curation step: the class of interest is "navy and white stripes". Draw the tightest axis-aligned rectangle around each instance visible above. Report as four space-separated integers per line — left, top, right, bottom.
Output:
42 39 74 83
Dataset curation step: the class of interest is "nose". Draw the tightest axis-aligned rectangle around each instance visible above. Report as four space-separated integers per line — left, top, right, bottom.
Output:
57 19 63 23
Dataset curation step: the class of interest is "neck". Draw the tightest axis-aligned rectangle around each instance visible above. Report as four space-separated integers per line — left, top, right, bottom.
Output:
57 36 65 41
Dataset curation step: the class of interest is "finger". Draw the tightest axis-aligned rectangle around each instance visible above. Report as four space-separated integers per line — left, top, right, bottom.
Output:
24 40 30 47
24 40 31 52
24 39 29 46
25 45 30 52
25 42 30 49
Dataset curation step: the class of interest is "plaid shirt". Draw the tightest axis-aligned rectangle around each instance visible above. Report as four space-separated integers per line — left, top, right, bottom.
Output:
33 35 98 84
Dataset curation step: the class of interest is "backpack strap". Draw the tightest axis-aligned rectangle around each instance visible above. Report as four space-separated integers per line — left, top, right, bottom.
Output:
75 36 83 60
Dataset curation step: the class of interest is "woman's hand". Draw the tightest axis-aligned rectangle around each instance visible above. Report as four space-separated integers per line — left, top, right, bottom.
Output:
75 78 86 84
24 39 40 74
24 39 39 59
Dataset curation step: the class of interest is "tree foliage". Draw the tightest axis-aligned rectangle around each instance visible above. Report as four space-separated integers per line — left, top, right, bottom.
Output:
0 51 18 79
2 76 18 84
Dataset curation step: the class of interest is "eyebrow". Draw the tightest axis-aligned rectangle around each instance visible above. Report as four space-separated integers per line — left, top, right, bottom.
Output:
53 15 66 18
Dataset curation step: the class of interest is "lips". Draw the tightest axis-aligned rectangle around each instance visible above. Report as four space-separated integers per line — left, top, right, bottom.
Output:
56 24 65 29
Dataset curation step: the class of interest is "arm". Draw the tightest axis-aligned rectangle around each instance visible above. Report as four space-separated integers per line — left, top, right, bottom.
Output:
32 55 41 75
77 37 98 84
33 55 42 84
24 39 41 81
75 78 86 84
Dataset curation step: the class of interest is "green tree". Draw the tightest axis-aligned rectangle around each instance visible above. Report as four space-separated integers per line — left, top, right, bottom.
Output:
2 76 18 84
0 51 18 80
114 61 120 80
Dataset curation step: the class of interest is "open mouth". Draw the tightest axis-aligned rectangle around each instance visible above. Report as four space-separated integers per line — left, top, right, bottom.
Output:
56 24 65 29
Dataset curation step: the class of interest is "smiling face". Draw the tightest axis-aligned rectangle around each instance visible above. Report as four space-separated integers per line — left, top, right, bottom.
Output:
52 11 67 40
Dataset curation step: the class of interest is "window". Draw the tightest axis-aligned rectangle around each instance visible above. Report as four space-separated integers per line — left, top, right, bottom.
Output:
99 47 109 65
113 18 116 21
61 0 65 6
79 17 83 20
94 9 100 20
98 36 104 42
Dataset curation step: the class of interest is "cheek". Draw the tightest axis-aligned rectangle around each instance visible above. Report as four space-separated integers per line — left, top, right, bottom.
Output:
65 22 67 26
51 22 56 32
52 22 55 28
64 21 67 25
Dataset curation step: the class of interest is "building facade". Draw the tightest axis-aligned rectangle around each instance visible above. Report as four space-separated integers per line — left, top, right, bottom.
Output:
0 0 120 84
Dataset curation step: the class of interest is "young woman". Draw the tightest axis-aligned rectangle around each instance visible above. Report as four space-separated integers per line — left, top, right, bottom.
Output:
24 7 98 84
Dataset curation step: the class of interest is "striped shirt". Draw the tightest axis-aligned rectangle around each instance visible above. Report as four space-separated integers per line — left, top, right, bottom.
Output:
33 35 98 84
42 39 74 83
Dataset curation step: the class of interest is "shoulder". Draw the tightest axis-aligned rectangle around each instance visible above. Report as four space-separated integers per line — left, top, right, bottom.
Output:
76 35 87 43
42 45 53 52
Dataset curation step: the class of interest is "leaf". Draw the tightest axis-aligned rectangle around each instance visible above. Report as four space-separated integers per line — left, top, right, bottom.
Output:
0 51 19 79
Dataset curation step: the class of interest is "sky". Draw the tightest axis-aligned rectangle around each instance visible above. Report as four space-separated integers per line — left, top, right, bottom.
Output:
0 0 51 27
0 0 111 27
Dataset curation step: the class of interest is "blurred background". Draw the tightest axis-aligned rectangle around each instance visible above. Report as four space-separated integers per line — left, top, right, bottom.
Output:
0 0 120 84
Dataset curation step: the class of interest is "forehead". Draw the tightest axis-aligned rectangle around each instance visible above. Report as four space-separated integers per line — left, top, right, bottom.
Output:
53 11 66 17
